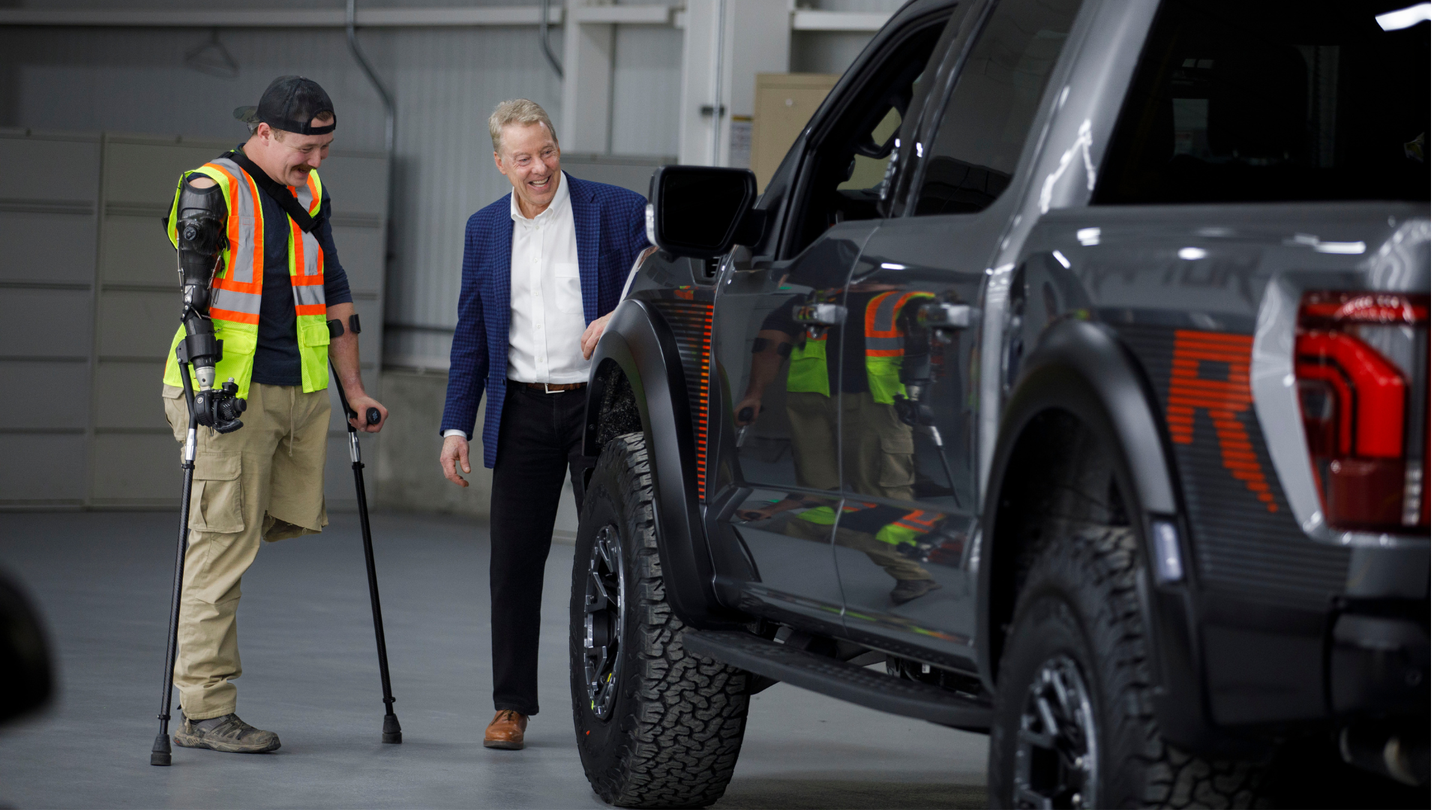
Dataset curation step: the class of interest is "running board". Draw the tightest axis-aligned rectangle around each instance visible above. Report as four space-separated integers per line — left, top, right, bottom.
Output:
683 629 991 730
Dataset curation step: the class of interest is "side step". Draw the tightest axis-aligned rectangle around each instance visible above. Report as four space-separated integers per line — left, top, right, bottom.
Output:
684 629 991 731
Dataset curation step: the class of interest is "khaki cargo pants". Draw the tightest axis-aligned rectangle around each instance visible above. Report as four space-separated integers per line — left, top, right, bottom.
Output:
785 391 930 582
162 382 330 720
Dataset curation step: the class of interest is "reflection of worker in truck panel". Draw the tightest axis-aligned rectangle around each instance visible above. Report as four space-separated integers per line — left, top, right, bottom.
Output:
734 282 942 604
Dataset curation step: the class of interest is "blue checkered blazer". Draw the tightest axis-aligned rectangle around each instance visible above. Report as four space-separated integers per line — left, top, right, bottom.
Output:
440 172 649 468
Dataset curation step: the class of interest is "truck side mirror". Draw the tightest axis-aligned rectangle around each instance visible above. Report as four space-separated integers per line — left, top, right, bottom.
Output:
647 165 759 258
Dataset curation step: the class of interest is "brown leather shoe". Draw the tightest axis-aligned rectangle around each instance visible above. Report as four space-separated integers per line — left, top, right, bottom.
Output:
484 709 528 750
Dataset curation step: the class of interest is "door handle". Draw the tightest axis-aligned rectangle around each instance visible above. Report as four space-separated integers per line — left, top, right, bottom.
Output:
792 302 845 326
918 302 975 330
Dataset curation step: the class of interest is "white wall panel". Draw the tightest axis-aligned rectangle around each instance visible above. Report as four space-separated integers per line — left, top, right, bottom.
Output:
0 6 720 376
610 24 682 157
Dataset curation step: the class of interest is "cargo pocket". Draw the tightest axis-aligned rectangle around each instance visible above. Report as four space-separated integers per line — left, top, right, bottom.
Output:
190 453 245 533
876 434 915 490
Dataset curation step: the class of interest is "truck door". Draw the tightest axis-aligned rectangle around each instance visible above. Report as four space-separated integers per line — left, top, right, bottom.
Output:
834 0 1084 665
706 6 957 631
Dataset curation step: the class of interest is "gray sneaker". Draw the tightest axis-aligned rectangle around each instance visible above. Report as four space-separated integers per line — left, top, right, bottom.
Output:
174 714 281 753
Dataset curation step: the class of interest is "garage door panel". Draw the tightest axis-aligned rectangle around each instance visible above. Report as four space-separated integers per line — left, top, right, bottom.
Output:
0 136 100 200
98 290 176 359
0 211 96 285
0 361 90 429
95 360 170 431
102 214 174 286
104 141 231 208
0 289 92 358
91 433 180 503
0 433 87 503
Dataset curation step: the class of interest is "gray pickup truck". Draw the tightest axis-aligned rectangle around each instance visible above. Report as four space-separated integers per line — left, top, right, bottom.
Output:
567 0 1430 806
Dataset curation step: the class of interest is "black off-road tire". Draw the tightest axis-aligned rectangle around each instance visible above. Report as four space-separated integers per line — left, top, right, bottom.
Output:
570 432 750 808
989 526 1267 809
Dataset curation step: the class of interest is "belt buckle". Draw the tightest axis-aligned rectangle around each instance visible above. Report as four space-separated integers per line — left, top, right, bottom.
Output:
544 382 566 394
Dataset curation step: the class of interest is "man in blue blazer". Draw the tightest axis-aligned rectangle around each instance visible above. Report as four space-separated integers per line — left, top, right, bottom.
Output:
438 99 648 750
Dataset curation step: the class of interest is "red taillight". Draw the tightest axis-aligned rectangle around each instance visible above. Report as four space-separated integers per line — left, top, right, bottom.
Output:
1295 292 1429 532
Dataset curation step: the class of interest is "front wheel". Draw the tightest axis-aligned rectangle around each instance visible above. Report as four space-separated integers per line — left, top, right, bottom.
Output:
569 432 750 808
989 527 1266 809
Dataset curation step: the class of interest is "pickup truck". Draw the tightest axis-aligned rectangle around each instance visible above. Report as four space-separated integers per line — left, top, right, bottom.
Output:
566 0 1430 806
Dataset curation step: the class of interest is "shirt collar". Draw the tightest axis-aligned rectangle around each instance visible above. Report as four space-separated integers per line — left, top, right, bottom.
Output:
510 171 570 225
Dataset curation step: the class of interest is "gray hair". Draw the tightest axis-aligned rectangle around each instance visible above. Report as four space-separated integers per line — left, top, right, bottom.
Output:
489 98 558 154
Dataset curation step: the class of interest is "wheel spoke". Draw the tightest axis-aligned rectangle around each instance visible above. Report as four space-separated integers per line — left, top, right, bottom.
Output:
1018 726 1055 749
591 570 614 605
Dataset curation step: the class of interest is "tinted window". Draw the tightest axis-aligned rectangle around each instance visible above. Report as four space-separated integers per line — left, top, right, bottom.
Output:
1095 0 1430 204
913 0 1083 215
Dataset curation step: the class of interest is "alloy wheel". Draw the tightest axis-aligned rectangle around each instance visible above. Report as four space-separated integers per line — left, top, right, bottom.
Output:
1013 654 1099 809
583 524 626 720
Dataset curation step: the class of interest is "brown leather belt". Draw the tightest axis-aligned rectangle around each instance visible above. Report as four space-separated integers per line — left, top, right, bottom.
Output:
515 381 587 393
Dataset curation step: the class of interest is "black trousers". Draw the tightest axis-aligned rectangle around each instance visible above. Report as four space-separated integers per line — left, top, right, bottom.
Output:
489 381 587 716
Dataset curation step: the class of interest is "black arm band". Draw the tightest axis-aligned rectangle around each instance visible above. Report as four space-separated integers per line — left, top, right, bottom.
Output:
327 314 363 339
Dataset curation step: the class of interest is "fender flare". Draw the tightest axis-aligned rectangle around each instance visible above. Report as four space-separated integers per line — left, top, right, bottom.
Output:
583 299 739 629
978 319 1228 754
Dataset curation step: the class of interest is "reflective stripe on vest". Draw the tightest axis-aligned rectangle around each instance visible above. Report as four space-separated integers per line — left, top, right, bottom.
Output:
288 173 327 316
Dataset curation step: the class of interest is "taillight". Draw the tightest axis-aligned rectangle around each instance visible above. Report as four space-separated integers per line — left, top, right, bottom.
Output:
1295 292 1429 533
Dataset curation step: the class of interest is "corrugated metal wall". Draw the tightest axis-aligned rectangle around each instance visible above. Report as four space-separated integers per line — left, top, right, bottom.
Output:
0 1 898 375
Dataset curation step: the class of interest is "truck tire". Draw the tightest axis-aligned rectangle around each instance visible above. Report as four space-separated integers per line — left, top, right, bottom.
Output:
989 526 1265 809
569 432 750 808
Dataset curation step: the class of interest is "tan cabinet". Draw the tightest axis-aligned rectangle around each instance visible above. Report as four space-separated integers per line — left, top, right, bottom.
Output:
750 73 839 191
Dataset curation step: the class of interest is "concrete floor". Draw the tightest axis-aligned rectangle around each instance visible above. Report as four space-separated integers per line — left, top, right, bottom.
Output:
0 511 988 809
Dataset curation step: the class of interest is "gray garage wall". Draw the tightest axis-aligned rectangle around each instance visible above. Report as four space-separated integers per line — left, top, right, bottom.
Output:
0 129 387 511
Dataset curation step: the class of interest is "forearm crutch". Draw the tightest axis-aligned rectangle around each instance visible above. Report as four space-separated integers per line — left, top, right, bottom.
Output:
330 363 402 744
151 352 199 766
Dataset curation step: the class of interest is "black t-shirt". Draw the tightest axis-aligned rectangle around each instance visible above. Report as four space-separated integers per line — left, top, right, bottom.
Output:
760 289 884 395
186 157 352 387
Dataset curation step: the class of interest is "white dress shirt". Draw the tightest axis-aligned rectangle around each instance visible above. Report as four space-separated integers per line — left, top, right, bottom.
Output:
506 172 587 385
443 175 588 441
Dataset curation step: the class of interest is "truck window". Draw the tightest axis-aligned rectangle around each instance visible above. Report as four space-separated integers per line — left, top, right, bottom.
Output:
912 0 1083 216
1094 0 1430 204
785 16 948 256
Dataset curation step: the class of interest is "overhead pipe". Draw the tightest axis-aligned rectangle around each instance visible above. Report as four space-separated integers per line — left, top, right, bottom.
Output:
345 0 398 286
540 0 563 78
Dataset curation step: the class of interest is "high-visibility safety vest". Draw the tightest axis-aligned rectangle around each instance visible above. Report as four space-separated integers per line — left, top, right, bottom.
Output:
786 290 934 404
875 508 945 547
794 502 944 547
161 157 330 399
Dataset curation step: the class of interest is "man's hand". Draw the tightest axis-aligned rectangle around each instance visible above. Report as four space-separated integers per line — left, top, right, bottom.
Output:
734 393 763 425
441 435 471 488
581 312 613 360
347 393 388 433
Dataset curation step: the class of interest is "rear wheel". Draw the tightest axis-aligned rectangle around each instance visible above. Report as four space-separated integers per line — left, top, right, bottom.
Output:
989 526 1266 809
570 432 750 808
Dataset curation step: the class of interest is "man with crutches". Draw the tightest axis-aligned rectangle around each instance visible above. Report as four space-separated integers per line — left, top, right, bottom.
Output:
153 76 387 758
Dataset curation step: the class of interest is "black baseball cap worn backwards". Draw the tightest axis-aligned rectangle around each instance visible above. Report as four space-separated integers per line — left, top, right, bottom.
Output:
234 76 336 136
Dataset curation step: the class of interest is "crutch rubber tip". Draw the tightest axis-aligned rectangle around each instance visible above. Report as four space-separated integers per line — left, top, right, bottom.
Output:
382 714 402 744
151 733 172 766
